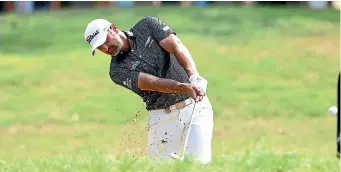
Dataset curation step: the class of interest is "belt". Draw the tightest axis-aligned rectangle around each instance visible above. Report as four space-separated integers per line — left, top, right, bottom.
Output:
150 98 193 114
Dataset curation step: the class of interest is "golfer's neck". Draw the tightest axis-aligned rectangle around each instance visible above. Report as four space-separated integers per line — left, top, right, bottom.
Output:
120 32 131 52
122 38 130 51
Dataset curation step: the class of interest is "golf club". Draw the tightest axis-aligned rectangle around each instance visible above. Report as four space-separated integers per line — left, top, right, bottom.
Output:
170 100 197 161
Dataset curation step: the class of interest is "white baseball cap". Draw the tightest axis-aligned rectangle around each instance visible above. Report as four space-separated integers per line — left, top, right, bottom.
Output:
84 19 112 56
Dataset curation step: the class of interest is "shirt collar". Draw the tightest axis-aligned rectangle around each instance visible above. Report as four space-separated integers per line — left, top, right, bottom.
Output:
123 30 136 38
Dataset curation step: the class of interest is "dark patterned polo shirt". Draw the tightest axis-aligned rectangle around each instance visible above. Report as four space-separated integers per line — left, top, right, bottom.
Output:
109 16 190 111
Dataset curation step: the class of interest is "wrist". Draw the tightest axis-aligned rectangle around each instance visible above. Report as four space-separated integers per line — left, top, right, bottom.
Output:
189 73 200 84
185 68 198 77
176 83 188 94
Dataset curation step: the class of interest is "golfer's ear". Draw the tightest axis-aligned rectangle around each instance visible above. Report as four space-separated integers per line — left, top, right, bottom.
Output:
110 24 118 32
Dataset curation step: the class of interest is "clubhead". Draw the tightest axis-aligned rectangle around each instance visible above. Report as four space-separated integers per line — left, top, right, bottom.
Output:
170 153 184 161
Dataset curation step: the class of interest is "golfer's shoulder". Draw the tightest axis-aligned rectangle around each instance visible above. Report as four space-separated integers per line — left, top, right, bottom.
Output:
133 16 161 28
139 16 159 23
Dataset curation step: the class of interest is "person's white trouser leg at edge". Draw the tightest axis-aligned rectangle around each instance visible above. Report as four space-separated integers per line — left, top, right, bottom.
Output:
146 96 214 164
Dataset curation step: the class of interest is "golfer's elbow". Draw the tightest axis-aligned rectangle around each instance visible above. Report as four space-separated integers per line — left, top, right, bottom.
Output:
109 71 119 85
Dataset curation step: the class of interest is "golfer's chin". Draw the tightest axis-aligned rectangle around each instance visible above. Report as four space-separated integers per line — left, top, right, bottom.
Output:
103 51 118 56
111 51 120 56
110 48 123 56
98 50 112 56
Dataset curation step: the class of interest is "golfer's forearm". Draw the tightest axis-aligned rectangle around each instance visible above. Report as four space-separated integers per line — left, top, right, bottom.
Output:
159 34 198 77
138 73 185 94
153 78 185 93
174 46 199 77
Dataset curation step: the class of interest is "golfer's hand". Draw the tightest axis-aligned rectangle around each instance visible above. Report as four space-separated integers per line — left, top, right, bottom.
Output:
189 74 208 94
181 83 205 102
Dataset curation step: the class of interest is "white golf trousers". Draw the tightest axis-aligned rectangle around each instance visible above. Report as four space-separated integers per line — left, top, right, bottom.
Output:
146 96 214 164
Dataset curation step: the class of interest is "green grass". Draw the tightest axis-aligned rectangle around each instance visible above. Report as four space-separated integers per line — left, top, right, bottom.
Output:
0 147 338 172
0 5 340 171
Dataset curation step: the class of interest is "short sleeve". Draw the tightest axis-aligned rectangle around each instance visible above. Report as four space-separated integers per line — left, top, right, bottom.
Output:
143 16 176 43
109 64 141 94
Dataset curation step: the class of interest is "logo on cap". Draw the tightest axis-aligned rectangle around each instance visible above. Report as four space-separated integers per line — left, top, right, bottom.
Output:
86 30 99 43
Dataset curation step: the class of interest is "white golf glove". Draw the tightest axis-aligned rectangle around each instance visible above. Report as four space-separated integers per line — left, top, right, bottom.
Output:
189 74 208 94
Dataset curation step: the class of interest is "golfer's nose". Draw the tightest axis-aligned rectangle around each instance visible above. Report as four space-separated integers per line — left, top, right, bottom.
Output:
103 45 109 51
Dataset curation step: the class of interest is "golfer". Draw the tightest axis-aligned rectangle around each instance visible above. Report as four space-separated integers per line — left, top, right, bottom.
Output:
84 16 214 164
